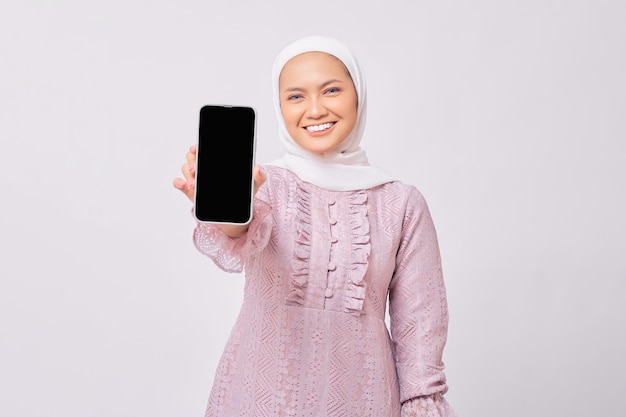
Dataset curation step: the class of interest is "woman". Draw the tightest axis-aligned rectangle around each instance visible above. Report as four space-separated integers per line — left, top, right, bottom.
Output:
174 35 458 417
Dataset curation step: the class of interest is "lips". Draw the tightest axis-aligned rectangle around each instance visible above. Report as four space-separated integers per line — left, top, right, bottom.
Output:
305 122 335 132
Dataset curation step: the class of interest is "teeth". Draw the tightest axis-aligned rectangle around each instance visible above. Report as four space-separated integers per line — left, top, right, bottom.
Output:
306 122 333 132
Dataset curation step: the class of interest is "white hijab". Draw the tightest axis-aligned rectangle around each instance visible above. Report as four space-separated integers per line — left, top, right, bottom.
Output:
269 35 396 191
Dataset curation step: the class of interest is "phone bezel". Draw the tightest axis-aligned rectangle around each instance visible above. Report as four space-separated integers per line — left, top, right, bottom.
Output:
193 104 257 226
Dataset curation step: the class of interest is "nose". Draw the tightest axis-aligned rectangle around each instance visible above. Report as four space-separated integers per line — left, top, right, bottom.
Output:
306 97 327 119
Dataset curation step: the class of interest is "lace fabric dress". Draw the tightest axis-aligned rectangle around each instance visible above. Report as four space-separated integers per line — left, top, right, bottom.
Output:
194 166 458 417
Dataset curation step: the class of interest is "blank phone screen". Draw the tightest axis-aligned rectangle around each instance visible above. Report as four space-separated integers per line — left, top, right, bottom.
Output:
194 105 256 224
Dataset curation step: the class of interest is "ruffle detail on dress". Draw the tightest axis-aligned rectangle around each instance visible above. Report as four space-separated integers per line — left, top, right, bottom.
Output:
192 198 273 273
285 184 312 305
344 190 370 316
401 394 458 417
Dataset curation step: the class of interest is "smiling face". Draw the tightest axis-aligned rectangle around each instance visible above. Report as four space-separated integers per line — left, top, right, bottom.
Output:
278 52 358 155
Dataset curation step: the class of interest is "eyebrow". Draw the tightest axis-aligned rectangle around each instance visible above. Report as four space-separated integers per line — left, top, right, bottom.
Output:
283 79 344 93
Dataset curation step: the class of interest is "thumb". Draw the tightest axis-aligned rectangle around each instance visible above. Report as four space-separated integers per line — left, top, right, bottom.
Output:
253 165 266 195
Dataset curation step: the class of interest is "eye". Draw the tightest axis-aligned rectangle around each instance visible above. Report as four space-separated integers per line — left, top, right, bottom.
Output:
287 93 303 101
324 87 341 95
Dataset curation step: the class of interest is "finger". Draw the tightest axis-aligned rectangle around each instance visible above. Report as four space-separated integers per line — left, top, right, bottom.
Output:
180 163 196 190
253 165 266 195
172 177 194 201
253 165 266 184
181 162 194 183
186 147 196 167
173 178 185 190
185 157 195 177
184 179 195 201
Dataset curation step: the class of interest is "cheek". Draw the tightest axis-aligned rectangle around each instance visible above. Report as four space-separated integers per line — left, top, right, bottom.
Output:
333 95 358 120
350 95 358 117
280 108 302 138
344 100 358 125
280 105 297 125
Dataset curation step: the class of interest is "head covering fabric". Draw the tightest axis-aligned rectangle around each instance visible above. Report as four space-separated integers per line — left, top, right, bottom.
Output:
268 35 396 191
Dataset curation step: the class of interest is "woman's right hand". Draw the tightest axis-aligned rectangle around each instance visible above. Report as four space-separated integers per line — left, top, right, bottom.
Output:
173 145 267 238
172 145 197 202
173 145 267 201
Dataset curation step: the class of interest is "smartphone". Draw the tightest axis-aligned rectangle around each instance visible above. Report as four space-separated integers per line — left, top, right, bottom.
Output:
194 105 257 225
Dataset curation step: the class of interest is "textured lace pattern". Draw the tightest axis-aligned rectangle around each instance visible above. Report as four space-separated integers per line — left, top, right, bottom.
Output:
193 201 273 273
401 394 458 417
194 166 457 417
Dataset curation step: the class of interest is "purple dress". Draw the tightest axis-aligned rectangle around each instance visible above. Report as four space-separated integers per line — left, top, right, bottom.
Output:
194 166 457 417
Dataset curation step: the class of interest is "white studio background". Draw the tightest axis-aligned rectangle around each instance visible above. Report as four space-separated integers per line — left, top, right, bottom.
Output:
1 1 624 416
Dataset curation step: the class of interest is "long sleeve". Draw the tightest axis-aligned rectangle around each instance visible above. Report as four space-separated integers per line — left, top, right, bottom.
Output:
400 394 457 417
193 194 273 272
388 187 457 416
